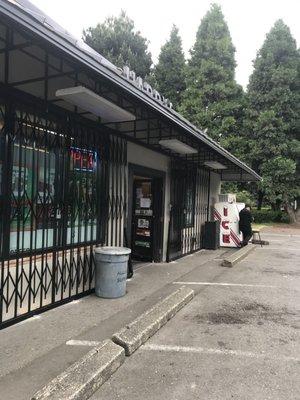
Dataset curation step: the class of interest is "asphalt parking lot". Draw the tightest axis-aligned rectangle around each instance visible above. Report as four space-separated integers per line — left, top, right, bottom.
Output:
92 229 300 400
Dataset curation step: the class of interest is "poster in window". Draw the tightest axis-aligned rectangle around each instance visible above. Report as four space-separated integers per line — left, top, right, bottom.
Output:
138 218 149 228
12 165 29 197
140 198 151 208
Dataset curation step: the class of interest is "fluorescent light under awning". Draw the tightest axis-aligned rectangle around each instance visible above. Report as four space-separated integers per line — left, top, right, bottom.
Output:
159 139 197 155
56 86 136 123
204 161 227 170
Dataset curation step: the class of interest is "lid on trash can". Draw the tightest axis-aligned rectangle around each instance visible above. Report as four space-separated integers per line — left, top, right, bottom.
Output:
94 246 131 255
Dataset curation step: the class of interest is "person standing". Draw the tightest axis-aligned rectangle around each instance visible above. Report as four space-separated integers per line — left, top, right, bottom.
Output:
239 205 253 246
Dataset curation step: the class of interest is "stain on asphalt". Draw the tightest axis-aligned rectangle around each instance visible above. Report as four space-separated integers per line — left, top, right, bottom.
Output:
202 313 244 325
191 300 298 326
217 340 227 348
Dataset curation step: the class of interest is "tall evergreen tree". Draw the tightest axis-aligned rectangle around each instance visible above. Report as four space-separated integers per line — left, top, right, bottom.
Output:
153 25 186 108
83 11 152 78
179 4 244 145
246 20 300 215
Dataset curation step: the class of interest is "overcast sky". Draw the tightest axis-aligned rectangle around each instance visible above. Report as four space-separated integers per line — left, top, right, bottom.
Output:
30 0 299 89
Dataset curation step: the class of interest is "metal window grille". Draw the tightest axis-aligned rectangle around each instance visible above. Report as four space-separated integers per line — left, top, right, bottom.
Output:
168 162 210 260
0 96 127 329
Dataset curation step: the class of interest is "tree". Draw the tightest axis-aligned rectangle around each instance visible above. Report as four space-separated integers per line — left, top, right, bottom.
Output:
246 20 300 213
179 3 244 144
83 11 152 78
260 157 299 221
153 25 186 108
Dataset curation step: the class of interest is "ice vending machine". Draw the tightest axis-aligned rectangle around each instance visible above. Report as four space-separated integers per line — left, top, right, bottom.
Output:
213 194 244 248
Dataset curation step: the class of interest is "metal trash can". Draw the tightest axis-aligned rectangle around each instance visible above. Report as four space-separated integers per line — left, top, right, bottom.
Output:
94 246 131 298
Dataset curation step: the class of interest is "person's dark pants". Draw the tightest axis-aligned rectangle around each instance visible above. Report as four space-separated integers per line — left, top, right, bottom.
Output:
240 229 252 246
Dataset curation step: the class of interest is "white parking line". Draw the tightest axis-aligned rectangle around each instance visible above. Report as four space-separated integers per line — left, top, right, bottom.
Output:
142 343 300 362
66 339 100 347
173 282 276 288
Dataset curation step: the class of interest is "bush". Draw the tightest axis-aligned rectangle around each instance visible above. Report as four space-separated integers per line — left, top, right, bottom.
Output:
280 213 291 224
251 209 291 223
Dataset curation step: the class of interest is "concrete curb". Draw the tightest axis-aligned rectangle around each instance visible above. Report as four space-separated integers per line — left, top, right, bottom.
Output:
112 286 194 356
31 340 125 400
222 245 256 268
31 287 194 398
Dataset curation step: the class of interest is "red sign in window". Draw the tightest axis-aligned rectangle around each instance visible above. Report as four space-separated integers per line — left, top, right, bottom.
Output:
70 147 96 172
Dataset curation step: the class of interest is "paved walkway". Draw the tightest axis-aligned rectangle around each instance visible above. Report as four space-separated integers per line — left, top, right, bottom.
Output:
0 247 229 400
91 228 300 400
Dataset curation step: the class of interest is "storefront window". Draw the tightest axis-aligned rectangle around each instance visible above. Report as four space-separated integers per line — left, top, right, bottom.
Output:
10 141 56 253
7 110 101 255
66 147 98 245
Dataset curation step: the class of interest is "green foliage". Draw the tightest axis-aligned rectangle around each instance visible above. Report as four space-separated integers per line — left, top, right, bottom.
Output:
189 4 236 73
248 20 300 136
221 184 256 206
251 209 290 224
245 20 300 209
221 182 238 194
235 190 256 207
83 11 152 78
280 213 292 223
179 3 245 143
153 25 186 108
259 156 299 206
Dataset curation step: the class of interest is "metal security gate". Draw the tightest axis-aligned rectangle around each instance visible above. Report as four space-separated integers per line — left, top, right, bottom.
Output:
168 162 210 261
0 95 127 329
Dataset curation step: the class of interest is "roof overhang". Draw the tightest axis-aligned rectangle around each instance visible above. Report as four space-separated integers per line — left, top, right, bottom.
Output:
0 0 261 182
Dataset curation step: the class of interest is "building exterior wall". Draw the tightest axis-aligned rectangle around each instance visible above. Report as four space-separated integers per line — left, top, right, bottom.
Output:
0 92 215 329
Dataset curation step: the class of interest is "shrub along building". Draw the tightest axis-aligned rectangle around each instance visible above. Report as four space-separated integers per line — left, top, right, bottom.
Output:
0 0 260 328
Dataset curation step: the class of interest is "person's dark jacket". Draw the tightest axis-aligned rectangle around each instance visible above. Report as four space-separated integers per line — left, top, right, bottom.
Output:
239 208 253 234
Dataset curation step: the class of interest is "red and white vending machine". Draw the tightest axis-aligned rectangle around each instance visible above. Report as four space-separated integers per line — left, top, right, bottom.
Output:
214 194 244 248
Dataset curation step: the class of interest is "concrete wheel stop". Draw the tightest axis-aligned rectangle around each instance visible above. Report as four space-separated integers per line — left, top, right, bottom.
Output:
31 339 125 400
112 286 194 356
222 245 256 268
31 286 194 399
